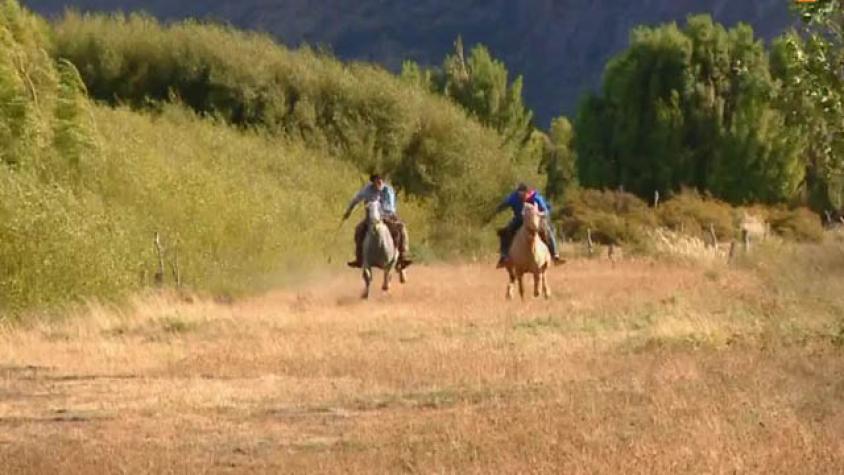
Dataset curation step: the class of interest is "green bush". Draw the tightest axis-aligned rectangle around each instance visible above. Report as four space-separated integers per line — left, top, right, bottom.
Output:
766 207 825 243
48 11 541 231
657 190 738 241
0 102 371 316
0 0 537 316
557 188 656 246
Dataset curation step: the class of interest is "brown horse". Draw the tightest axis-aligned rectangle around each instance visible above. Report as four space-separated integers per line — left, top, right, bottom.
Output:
504 202 552 300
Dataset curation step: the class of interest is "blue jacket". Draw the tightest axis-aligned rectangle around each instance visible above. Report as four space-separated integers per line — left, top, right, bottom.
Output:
496 189 551 220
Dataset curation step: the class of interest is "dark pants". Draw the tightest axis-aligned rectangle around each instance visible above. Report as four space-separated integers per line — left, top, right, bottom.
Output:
353 215 409 263
498 217 558 257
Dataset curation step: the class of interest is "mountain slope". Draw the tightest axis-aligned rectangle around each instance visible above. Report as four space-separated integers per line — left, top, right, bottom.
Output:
23 0 793 125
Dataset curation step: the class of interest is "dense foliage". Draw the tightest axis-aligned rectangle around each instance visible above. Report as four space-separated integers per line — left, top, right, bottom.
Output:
769 0 844 210
0 0 836 317
47 12 542 224
575 15 804 205
402 39 573 198
0 1 423 315
25 0 795 127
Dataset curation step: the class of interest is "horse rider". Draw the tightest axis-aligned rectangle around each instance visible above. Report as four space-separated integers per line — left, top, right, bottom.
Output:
488 183 562 268
343 174 412 268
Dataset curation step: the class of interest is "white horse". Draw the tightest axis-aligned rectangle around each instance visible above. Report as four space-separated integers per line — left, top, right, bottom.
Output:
504 202 552 300
361 200 404 299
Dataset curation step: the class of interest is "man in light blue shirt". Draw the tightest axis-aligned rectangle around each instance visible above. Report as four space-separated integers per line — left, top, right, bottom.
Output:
343 174 411 268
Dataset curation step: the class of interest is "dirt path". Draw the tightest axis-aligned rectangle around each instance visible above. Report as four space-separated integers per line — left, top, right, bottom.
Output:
1 260 842 473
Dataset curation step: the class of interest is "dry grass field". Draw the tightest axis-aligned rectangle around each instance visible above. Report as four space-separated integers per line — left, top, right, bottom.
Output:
1 245 843 474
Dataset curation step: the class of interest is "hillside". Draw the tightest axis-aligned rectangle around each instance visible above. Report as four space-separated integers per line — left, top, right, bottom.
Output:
22 0 793 125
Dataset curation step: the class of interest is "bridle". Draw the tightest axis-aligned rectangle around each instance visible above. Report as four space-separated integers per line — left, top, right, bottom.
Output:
522 204 542 235
365 201 384 231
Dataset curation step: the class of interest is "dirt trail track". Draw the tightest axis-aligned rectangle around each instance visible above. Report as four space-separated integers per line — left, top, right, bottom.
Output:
1 260 842 473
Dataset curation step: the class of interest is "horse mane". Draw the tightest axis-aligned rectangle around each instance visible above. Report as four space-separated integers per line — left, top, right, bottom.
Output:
509 202 549 269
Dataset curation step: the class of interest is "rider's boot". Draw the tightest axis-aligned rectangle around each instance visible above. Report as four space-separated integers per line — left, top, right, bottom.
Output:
347 235 364 268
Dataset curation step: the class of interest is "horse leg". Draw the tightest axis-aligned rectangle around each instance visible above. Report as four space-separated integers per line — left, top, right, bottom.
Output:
542 270 551 300
382 265 392 292
533 272 541 298
506 268 515 300
517 273 525 300
361 267 372 299
397 261 407 284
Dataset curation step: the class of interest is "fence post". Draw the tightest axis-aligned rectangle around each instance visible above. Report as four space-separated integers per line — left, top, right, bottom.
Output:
171 244 182 288
586 228 594 256
707 224 717 250
153 232 165 286
742 229 751 253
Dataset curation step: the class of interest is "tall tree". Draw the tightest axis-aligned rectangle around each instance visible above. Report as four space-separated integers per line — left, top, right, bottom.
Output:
575 14 804 205
771 0 844 209
438 37 534 147
0 0 56 167
53 59 99 169
542 116 577 199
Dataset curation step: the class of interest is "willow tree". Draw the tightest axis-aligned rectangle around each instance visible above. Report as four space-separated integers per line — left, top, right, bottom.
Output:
771 0 844 210
541 116 577 199
575 15 804 205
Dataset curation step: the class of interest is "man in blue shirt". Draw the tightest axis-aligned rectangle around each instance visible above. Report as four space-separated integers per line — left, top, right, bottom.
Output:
488 183 561 268
343 174 411 268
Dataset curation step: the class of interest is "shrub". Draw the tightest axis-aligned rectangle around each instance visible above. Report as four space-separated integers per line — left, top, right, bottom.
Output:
766 207 825 243
0 1 532 316
657 190 738 241
48 11 541 231
0 102 370 316
557 188 656 246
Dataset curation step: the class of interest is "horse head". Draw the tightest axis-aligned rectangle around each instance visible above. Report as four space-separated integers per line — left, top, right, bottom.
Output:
365 199 383 225
522 202 543 233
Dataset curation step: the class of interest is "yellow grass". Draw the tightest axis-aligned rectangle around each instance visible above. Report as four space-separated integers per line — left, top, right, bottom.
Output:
1 257 842 474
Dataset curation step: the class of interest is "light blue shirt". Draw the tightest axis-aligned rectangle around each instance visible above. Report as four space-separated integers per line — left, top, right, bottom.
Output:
346 183 397 216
